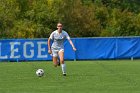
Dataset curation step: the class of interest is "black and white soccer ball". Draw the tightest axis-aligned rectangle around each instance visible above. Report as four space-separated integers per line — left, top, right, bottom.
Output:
36 69 44 77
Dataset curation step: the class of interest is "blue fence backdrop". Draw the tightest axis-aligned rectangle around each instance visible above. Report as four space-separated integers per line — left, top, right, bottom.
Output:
0 37 140 61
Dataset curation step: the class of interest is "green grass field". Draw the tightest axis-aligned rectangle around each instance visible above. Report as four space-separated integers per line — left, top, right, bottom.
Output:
0 60 140 93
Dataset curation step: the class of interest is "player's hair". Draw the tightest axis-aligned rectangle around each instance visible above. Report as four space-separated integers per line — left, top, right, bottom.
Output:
57 22 63 26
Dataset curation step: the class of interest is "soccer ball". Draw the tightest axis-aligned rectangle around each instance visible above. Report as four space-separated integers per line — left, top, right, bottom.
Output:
36 69 44 77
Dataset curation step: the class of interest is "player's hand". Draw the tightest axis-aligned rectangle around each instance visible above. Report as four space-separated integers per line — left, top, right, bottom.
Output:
73 47 77 51
48 49 52 54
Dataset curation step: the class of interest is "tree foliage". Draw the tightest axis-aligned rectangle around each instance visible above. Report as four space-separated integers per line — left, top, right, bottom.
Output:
0 0 140 38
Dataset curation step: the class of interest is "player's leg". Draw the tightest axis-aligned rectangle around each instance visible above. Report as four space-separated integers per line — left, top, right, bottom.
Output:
58 49 66 76
52 49 58 67
52 57 58 67
50 51 60 66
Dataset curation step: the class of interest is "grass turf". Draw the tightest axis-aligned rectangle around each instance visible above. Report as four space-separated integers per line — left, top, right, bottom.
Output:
0 60 140 93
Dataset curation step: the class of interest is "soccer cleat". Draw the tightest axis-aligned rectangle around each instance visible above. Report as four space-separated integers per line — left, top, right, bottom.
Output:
57 61 60 66
58 62 60 66
63 73 66 76
57 59 60 66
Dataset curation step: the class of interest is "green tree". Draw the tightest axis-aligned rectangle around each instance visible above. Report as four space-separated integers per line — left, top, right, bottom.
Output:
104 8 140 36
0 0 140 38
0 0 20 38
59 0 101 37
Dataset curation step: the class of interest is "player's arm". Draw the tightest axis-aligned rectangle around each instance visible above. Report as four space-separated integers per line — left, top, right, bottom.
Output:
68 39 76 51
48 32 54 54
47 38 52 54
65 32 76 51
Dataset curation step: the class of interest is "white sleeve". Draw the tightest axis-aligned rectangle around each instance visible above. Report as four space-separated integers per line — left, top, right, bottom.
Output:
65 32 70 40
49 32 54 40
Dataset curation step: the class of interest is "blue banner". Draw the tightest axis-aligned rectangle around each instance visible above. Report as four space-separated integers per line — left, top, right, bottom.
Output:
75 38 116 59
0 37 140 61
0 39 51 61
75 37 140 60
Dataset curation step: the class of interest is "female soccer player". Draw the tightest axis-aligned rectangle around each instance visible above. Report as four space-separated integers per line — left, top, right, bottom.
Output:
48 23 76 76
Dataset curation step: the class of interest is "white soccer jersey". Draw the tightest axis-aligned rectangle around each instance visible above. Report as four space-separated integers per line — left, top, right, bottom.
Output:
49 30 70 50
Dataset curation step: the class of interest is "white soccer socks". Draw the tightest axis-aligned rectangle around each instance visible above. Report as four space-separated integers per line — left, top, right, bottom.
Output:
61 64 66 75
